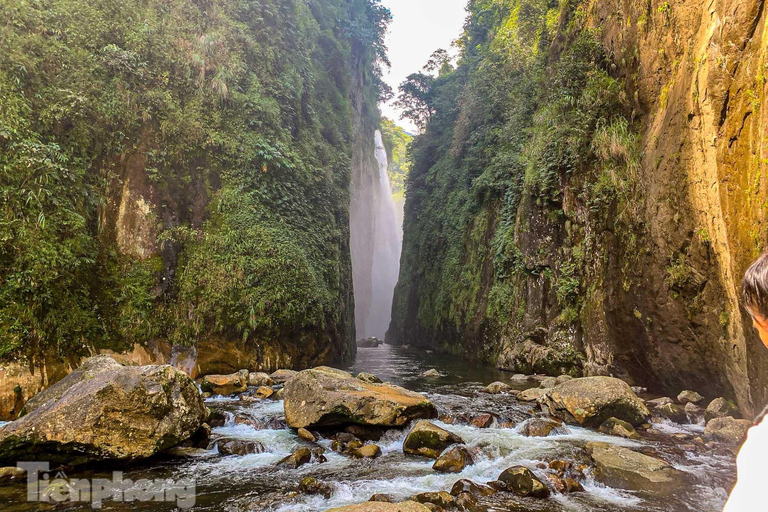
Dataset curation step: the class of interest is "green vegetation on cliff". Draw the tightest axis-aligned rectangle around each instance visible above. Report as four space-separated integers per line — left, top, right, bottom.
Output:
379 118 412 203
390 0 640 373
0 0 389 361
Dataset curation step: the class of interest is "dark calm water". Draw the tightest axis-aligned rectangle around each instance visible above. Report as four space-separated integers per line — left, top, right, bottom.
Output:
0 345 736 511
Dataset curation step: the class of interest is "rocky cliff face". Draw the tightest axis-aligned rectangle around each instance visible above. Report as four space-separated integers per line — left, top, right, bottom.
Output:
390 0 767 414
0 0 388 413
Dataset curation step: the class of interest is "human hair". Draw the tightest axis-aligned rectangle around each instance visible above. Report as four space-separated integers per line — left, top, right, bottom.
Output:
742 250 768 320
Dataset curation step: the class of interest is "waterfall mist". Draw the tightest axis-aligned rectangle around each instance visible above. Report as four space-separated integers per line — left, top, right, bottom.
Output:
350 129 403 341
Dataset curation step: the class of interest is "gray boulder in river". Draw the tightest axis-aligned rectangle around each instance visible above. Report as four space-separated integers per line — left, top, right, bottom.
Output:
542 376 650 427
0 355 206 466
587 442 686 493
283 367 437 429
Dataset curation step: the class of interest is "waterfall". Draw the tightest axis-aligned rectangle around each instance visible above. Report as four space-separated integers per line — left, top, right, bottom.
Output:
365 130 403 340
350 129 403 341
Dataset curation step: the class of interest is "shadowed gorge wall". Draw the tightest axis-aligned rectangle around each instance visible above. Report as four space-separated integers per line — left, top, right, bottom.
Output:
389 0 767 414
0 0 389 384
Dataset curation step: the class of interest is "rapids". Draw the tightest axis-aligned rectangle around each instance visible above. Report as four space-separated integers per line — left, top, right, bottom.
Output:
0 345 737 511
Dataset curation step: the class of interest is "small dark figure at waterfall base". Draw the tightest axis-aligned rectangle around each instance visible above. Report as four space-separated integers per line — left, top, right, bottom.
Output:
724 251 768 510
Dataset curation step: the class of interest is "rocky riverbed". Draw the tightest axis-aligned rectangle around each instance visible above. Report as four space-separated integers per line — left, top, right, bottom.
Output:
0 345 741 511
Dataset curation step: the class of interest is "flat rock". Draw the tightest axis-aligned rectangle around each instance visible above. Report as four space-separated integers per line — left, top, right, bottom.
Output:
419 369 440 378
0 356 205 466
403 421 463 459
539 377 558 389
201 370 248 395
587 442 685 493
270 369 298 384
216 438 265 456
542 377 650 427
283 368 436 429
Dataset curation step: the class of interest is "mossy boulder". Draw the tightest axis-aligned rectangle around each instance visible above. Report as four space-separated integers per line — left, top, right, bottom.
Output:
705 398 739 422
0 356 206 466
283 368 436 429
542 377 650 427
403 421 463 459
497 466 550 498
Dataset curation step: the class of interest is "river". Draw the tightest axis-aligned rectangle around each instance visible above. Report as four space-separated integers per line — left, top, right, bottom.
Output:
0 345 736 511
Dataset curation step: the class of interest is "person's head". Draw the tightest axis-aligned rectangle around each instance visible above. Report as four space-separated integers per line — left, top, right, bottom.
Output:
743 250 768 349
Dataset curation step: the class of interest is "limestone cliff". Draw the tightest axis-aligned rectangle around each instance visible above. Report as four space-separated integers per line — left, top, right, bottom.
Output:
390 0 767 414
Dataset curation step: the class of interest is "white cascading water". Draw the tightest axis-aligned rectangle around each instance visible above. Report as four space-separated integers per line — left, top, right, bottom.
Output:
363 130 403 340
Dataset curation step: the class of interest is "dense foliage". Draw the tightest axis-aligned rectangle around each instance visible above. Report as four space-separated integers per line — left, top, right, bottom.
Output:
379 118 412 203
390 0 641 368
0 0 389 359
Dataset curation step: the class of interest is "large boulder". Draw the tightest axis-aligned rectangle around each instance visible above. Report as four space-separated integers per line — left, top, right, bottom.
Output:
705 398 739 422
0 356 205 466
325 502 431 512
283 368 436 429
587 442 685 493
403 421 463 459
542 377 650 427
704 417 752 445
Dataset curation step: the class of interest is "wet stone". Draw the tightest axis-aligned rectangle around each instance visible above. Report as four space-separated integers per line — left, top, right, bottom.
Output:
433 445 474 473
470 413 494 428
450 479 496 497
276 447 312 469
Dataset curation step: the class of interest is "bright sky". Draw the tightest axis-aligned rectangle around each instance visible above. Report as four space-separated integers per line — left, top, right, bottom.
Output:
379 0 467 132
